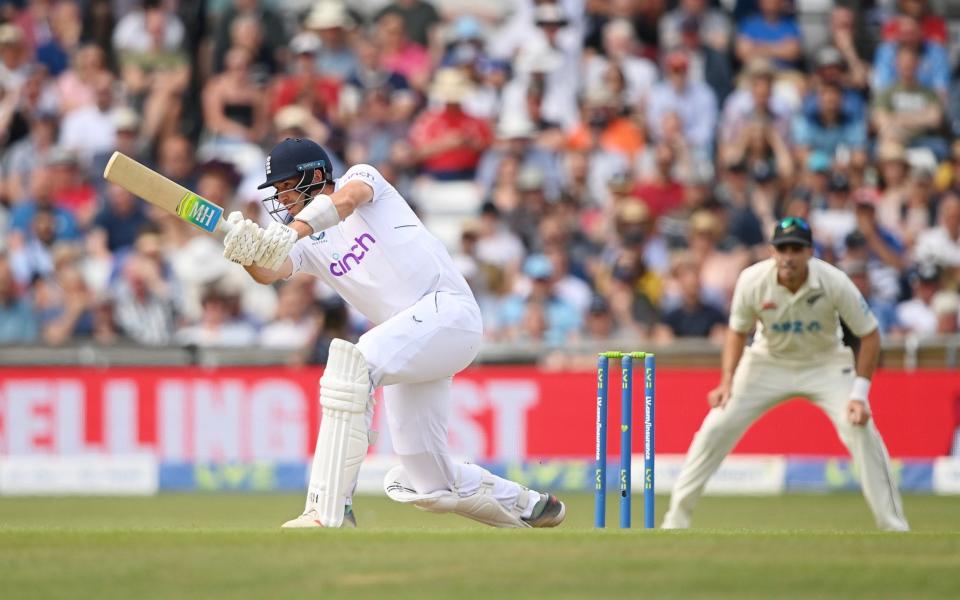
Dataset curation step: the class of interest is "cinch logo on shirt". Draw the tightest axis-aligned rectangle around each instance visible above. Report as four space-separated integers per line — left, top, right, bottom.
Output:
329 233 377 277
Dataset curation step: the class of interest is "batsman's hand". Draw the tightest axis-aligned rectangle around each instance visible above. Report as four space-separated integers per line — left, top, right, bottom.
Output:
254 222 298 271
847 400 871 426
222 211 262 266
707 382 732 409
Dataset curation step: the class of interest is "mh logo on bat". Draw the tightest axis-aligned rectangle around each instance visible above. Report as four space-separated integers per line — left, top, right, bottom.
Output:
177 193 222 233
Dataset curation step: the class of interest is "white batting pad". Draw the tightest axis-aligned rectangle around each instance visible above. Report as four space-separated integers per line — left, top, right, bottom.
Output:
309 339 373 527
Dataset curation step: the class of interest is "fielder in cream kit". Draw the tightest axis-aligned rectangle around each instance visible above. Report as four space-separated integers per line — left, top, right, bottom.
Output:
663 217 909 531
223 138 565 528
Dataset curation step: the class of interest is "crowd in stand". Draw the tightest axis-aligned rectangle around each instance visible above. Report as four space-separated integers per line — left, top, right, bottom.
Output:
0 0 959 360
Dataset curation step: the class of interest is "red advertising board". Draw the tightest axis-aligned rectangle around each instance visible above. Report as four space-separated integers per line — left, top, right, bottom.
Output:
0 366 957 460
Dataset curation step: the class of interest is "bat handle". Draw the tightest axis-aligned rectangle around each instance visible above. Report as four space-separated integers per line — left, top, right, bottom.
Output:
217 217 234 234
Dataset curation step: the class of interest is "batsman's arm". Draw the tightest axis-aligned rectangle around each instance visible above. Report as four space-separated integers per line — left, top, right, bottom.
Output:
244 258 293 285
291 180 374 236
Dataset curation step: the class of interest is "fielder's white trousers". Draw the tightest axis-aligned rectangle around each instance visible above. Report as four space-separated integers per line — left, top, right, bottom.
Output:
663 347 909 531
350 291 530 510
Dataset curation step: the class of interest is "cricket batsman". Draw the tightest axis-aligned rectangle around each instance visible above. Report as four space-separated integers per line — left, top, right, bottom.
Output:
663 217 909 531
220 137 564 529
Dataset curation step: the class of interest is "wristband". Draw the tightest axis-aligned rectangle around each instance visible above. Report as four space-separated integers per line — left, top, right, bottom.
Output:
850 376 871 403
294 194 339 233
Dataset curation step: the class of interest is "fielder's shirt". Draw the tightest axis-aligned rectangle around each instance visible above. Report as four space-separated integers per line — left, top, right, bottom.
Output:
729 258 879 360
287 164 473 325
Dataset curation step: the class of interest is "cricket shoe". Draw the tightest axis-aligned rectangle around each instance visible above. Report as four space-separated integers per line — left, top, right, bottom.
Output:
280 505 357 529
523 493 566 528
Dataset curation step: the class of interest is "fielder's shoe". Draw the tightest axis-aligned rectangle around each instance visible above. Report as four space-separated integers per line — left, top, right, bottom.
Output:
523 493 565 528
280 506 357 529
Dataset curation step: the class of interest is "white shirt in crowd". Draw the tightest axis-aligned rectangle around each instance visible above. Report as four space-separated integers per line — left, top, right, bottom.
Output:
729 257 878 360
287 164 473 325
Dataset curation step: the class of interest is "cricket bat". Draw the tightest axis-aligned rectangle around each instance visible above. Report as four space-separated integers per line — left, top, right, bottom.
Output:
103 151 232 234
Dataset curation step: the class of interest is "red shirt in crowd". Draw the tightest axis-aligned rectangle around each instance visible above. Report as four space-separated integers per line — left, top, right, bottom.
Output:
632 179 684 219
271 76 341 121
408 107 492 175
882 15 947 45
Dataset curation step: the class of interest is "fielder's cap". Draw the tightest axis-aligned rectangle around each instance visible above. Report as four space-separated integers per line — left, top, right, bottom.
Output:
305 1 351 29
258 137 333 189
771 216 813 247
815 46 845 69
523 253 554 280
534 3 568 26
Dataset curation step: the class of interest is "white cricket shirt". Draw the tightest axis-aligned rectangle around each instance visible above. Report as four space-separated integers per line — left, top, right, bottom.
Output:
287 164 474 325
729 258 879 360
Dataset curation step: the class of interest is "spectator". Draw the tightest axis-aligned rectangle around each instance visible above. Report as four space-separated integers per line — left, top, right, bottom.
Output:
674 15 734 104
3 110 59 202
881 0 947 45
633 143 686 220
931 290 960 335
201 46 269 149
175 286 257 347
377 0 441 49
376 11 431 91
474 201 525 271
340 37 415 126
8 205 62 285
685 209 749 309
804 46 868 120
408 68 492 181
156 133 198 189
735 0 803 70
872 14 949 99
502 46 578 131
58 72 120 164
39 263 95 345
578 294 621 341
112 229 178 346
56 44 111 114
299 1 357 83
810 173 857 255
660 0 732 53
271 34 339 124
45 147 97 228
874 142 911 232
656 253 726 344
899 168 938 246
212 0 286 77
0 23 31 91
112 0 185 56
567 84 646 162
93 184 149 253
35 0 82 77
896 261 943 335
259 277 316 349
914 193 960 270
843 257 901 338
793 80 868 163
872 45 946 159
8 164 80 241
844 191 905 304
0 253 37 343
646 50 717 151
583 19 657 108
477 116 561 202
719 58 792 150
497 253 582 346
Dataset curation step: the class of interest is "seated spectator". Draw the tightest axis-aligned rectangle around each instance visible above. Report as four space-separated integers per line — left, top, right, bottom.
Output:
873 14 949 99
202 46 268 149
896 262 945 335
35 0 82 77
477 116 561 202
58 72 121 164
156 133 198 189
646 50 717 150
931 290 959 335
344 88 407 168
805 46 869 121
810 173 857 256
9 165 81 241
793 81 867 162
39 263 95 345
497 253 582 346
567 84 646 162
376 11 431 90
0 253 37 343
656 253 726 343
0 23 31 91
578 294 621 341
686 210 749 309
259 277 316 349
842 195 905 305
408 68 492 181
842 258 901 338
3 110 59 202
500 47 578 131
872 45 946 159
212 0 286 77
632 143 685 220
340 37 415 126
56 44 111 114
8 206 64 285
914 193 960 270
271 34 340 124
874 142 911 231
735 0 802 70
474 201 525 271
719 58 792 149
583 19 657 108
302 1 358 82
115 0 190 143
899 168 938 246
674 14 734 104
93 184 149 253
176 286 257 347
723 111 795 185
660 0 731 53
45 148 97 228
882 0 947 45
111 228 179 346
377 0 441 49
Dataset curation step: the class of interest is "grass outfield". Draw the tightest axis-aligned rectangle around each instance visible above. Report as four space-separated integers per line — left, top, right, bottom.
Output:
1 494 958 599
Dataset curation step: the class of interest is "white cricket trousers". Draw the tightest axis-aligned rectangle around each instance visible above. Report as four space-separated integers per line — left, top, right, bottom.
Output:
664 347 909 531
350 290 531 510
